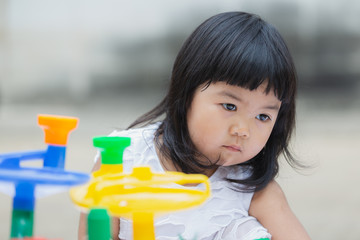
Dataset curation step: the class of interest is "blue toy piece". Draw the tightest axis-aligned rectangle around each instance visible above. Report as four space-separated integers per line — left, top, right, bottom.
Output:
0 114 90 239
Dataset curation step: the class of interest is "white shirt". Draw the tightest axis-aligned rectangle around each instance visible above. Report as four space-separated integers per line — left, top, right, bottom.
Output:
107 123 271 240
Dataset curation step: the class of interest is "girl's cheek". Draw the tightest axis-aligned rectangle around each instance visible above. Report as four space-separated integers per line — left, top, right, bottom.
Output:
257 122 276 137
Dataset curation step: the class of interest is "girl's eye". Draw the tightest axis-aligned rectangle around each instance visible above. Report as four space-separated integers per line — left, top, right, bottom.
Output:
222 103 237 111
256 114 271 122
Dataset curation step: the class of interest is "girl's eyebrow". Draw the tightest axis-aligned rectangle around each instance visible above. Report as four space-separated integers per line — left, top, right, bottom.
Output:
262 104 281 111
217 90 281 110
218 90 241 102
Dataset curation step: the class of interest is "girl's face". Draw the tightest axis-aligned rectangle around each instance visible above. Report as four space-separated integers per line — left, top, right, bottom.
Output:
187 81 281 167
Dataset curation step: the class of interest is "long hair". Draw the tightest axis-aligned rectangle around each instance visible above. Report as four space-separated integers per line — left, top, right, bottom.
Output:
129 11 299 191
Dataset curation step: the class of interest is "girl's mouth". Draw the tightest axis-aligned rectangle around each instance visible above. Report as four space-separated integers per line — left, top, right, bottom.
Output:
223 145 242 152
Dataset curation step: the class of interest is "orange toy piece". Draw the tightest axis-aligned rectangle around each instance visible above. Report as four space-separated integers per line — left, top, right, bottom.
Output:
38 114 78 146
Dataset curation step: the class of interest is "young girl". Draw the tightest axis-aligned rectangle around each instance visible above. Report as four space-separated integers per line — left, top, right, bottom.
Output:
79 11 310 240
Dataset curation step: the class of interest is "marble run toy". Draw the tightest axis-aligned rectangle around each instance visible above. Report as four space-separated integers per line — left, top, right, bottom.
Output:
0 114 90 240
70 136 211 240
86 208 111 240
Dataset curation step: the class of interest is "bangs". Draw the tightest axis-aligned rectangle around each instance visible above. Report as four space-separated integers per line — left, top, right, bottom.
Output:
194 13 296 102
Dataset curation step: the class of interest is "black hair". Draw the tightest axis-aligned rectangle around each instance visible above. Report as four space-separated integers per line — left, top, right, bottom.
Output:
129 11 299 191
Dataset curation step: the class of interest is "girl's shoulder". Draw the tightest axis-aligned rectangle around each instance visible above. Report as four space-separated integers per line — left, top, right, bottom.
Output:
109 122 161 139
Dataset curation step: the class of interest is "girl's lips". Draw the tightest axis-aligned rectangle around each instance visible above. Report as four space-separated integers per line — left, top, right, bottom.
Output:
223 145 242 152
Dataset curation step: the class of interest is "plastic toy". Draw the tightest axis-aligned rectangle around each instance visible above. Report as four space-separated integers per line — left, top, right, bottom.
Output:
0 114 90 240
87 208 111 240
70 136 210 240
92 136 131 177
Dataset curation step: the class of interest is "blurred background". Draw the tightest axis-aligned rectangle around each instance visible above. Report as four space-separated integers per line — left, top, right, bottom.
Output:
0 0 359 239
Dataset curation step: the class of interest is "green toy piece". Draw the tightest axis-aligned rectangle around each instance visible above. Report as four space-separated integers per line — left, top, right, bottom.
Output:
93 136 131 165
88 208 111 240
10 209 34 238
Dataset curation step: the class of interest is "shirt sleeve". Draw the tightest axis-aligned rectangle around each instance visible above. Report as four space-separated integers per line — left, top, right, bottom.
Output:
217 216 271 240
237 218 271 240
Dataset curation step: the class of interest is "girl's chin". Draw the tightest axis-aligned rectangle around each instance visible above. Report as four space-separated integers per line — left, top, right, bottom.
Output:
218 158 248 166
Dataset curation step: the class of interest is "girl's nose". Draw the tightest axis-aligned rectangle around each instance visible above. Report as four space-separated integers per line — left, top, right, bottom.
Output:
230 122 250 139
